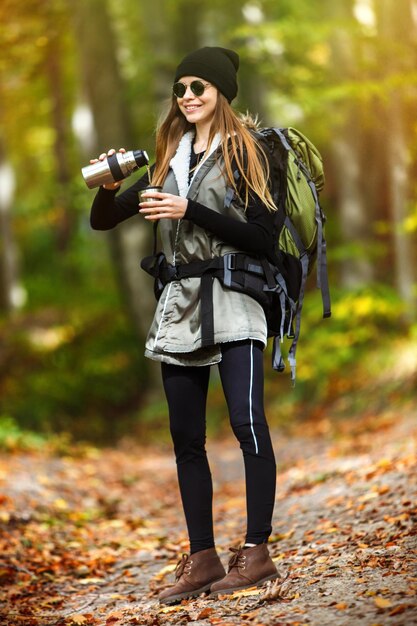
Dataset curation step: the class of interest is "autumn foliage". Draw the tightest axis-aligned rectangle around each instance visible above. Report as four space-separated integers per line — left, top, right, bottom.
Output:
1 411 416 625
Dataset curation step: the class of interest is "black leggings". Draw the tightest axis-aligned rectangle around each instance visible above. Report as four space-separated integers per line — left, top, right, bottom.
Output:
161 340 276 554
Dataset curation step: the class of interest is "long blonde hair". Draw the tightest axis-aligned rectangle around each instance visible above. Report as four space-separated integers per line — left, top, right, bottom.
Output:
152 92 277 212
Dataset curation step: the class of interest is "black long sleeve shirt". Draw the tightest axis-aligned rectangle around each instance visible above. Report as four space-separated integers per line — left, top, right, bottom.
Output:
90 164 276 261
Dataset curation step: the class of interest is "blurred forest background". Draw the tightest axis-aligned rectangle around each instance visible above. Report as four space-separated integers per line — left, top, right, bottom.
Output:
0 0 416 446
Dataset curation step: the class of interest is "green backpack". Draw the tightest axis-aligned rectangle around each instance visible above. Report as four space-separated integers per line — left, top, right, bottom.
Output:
256 127 331 379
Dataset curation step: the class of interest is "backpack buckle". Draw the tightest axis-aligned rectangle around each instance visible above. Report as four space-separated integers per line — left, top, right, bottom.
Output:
223 254 237 288
226 254 236 270
163 263 178 282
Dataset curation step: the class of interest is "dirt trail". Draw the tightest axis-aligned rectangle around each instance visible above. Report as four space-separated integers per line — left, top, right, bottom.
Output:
0 409 416 626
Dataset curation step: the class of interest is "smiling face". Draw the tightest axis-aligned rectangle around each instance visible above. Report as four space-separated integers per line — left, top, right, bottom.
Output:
175 76 218 128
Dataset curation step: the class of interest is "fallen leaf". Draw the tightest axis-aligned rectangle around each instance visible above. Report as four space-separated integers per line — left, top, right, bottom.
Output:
230 586 263 598
389 604 410 616
68 617 88 625
316 556 329 563
106 611 125 624
374 597 392 609
78 577 103 584
240 610 261 619
377 485 390 494
158 605 185 614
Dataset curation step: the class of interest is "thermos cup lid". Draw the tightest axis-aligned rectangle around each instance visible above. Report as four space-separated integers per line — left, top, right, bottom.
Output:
133 150 149 167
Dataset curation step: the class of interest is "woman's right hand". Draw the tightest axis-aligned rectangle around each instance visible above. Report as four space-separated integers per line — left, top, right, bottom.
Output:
89 148 126 190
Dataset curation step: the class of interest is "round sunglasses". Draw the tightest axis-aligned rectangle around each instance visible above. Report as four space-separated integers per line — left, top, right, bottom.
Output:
172 80 211 98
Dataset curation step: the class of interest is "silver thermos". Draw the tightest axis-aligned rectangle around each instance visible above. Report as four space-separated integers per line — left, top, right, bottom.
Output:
81 150 149 189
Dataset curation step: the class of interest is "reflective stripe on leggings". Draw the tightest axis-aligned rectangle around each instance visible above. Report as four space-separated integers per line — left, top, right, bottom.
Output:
249 340 259 455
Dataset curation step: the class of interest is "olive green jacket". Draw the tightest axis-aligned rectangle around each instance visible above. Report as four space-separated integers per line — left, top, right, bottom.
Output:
144 131 267 366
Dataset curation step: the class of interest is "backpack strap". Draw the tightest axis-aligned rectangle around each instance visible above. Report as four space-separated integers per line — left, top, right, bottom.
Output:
272 337 286 373
224 168 242 208
201 273 215 347
306 178 331 319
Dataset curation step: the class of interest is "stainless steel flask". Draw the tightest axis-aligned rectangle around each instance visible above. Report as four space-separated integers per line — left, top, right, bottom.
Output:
81 150 149 189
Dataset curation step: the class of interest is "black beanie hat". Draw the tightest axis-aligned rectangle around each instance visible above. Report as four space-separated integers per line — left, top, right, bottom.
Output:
174 46 239 103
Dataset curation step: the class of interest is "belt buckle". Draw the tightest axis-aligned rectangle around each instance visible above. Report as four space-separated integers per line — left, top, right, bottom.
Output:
226 254 236 271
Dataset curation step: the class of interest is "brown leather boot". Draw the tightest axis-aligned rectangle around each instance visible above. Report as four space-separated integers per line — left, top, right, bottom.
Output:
210 544 278 595
158 547 226 604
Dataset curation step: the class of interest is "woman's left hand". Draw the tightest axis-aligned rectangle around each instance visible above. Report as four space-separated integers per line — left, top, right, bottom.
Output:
139 192 188 221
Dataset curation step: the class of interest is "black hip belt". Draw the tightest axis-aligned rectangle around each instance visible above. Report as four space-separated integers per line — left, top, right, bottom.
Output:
141 251 300 349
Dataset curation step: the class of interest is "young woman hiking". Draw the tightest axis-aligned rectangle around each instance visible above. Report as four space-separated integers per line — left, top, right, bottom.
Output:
90 46 279 604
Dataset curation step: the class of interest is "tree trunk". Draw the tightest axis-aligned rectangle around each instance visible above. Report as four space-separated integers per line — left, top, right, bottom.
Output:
72 0 155 340
376 0 415 312
0 139 22 314
44 16 75 252
386 98 414 304
332 128 374 288
327 0 374 288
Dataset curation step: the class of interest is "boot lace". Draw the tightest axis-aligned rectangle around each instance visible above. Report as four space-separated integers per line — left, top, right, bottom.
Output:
227 546 246 572
174 553 193 581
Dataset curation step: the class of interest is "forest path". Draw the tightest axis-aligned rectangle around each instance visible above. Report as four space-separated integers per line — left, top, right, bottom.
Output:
0 408 416 626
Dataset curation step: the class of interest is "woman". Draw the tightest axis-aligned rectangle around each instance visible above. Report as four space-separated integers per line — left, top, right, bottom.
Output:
90 46 279 604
